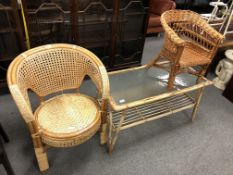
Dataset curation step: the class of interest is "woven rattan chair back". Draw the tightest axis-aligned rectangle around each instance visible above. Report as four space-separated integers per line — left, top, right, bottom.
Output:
8 44 109 98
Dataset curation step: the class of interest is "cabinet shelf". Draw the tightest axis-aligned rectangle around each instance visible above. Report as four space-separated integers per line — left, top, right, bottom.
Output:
0 28 17 33
0 6 12 11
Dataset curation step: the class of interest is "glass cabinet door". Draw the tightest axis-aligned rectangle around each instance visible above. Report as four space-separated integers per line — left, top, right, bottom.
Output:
20 0 149 71
0 0 25 90
113 0 149 69
75 0 112 68
23 0 73 47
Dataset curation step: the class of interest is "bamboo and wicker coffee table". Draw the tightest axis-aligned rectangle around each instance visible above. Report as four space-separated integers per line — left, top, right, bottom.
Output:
105 63 212 152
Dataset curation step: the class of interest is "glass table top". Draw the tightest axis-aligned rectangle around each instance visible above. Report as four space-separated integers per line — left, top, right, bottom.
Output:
109 66 202 105
80 66 211 108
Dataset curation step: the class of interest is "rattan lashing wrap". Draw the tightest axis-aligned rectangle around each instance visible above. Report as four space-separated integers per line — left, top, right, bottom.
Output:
7 44 110 147
160 10 224 67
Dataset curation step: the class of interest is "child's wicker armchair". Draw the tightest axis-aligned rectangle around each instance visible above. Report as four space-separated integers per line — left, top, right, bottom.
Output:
148 10 224 88
7 44 109 171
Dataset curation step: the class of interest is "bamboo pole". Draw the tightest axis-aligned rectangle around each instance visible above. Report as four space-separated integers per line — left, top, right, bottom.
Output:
120 104 194 130
192 87 204 121
109 111 126 153
20 0 30 49
109 80 212 111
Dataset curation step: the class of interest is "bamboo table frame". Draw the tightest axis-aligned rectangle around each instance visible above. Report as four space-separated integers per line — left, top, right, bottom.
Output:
106 63 212 152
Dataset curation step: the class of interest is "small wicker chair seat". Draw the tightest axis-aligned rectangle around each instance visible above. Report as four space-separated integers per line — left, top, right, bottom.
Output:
35 93 100 147
179 47 211 67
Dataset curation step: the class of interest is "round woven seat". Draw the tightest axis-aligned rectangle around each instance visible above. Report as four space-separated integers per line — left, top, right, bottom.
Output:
35 93 100 147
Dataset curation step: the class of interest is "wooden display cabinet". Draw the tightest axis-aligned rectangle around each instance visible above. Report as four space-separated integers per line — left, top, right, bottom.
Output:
0 0 25 91
21 0 149 70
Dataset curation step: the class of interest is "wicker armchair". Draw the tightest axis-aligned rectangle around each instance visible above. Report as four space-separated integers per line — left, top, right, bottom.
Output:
7 44 109 171
148 10 224 88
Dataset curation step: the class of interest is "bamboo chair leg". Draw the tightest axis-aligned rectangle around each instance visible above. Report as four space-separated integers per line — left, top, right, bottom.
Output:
31 135 49 172
147 53 162 68
100 101 108 145
107 111 113 152
100 123 108 145
191 88 204 122
34 146 49 172
28 122 49 171
167 65 177 89
196 65 208 84
200 65 208 77
108 111 125 153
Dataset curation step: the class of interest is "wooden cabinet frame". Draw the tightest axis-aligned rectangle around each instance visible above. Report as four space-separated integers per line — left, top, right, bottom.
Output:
0 0 25 91
21 0 149 70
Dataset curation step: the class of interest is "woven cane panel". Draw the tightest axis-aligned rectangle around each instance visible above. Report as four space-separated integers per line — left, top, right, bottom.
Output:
17 47 102 97
35 93 99 136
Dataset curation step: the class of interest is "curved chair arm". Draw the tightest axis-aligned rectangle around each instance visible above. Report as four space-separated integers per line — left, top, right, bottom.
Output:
98 65 110 100
79 45 110 100
7 53 35 123
9 85 35 123
161 12 185 47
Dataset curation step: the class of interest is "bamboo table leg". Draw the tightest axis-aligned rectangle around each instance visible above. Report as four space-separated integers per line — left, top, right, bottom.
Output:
108 111 126 153
100 122 108 145
192 87 204 122
107 111 113 152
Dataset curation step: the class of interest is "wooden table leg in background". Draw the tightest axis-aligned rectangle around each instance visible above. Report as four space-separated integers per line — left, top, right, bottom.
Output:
0 122 15 175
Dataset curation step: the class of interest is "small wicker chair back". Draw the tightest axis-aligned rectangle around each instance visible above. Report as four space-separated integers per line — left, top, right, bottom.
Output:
160 10 224 61
150 10 224 89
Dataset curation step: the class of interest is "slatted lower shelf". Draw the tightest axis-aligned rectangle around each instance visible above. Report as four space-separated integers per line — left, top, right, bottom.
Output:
109 94 195 130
